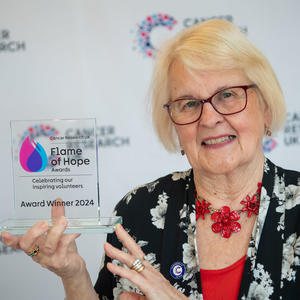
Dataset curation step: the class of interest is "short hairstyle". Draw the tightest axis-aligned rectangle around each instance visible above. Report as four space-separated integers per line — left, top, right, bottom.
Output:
151 19 286 152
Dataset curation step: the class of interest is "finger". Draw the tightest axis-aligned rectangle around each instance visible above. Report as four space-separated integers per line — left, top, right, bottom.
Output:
51 198 66 220
43 216 67 255
1 232 22 249
105 242 155 282
104 242 136 267
120 292 147 300
107 262 158 296
19 221 49 252
54 232 81 257
34 232 80 267
107 262 145 287
115 224 145 258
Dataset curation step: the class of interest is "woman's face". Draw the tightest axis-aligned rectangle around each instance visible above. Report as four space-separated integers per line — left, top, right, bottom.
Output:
168 62 271 175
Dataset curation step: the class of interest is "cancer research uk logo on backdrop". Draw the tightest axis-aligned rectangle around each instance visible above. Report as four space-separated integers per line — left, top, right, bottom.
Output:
19 136 47 172
263 138 277 153
132 13 178 57
132 14 247 58
262 111 300 153
284 112 300 147
0 29 26 53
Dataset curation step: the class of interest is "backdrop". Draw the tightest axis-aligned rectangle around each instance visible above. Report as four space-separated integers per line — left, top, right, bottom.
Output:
0 0 300 299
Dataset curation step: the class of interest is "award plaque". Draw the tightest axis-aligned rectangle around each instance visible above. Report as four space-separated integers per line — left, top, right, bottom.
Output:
0 119 121 234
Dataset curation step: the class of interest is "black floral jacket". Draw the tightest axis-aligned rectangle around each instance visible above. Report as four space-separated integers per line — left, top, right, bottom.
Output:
95 159 300 299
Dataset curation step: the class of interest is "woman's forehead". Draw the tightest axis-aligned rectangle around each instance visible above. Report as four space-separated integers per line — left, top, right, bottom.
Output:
168 64 249 98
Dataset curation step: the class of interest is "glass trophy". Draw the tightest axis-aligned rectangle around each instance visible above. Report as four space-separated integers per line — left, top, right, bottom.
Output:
0 119 121 234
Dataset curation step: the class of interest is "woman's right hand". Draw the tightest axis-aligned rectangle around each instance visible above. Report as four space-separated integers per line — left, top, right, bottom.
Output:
1 199 99 300
1 199 83 280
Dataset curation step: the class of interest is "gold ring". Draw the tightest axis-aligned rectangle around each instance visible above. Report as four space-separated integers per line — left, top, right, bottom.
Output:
26 246 39 257
135 264 145 273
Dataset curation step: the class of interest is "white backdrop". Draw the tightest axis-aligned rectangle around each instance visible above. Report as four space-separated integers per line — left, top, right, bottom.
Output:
0 0 300 299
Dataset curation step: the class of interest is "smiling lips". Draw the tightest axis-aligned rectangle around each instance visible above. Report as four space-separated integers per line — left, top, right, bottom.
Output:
202 135 236 146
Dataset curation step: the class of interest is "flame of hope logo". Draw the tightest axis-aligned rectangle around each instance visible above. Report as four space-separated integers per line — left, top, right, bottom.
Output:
19 136 48 172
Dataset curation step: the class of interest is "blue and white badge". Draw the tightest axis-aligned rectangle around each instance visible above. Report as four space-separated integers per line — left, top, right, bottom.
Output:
170 262 185 279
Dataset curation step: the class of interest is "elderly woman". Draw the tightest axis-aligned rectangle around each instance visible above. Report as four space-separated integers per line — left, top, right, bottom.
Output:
2 19 300 300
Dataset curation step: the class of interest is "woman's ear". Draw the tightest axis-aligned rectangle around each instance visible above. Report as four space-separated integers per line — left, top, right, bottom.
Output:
264 106 272 129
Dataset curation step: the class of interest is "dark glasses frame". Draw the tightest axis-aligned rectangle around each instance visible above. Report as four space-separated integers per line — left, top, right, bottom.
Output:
163 84 256 125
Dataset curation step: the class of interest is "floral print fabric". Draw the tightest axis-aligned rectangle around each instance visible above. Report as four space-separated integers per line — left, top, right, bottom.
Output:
94 159 300 299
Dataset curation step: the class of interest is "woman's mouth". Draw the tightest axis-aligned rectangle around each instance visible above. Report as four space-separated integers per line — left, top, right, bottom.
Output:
202 135 236 146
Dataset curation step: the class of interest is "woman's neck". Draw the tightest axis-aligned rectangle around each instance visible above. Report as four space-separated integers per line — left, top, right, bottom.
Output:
193 154 265 209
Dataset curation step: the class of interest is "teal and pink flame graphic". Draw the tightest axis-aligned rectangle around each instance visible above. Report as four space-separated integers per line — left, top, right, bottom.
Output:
19 136 48 172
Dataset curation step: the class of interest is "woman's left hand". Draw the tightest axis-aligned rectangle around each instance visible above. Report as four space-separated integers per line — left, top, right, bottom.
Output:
104 224 188 300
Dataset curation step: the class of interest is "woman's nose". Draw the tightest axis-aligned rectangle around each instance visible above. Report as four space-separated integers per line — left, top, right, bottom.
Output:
199 101 224 127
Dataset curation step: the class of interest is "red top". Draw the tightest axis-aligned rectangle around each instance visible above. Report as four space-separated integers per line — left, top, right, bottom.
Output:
200 255 246 300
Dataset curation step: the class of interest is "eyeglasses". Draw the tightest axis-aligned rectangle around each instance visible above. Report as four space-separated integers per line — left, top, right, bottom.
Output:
163 84 256 125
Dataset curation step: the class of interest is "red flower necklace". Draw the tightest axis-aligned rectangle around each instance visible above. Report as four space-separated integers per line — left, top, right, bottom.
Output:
195 183 262 238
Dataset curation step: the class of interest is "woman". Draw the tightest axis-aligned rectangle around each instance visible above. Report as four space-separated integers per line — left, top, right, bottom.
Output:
2 19 300 300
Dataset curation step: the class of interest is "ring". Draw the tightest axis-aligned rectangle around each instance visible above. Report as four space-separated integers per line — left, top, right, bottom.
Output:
131 258 145 273
26 246 40 257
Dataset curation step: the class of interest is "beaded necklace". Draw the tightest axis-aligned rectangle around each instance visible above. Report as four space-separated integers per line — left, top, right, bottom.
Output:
195 182 262 238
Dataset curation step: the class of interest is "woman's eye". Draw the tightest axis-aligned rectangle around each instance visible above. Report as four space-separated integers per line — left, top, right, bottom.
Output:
220 91 233 99
183 100 197 108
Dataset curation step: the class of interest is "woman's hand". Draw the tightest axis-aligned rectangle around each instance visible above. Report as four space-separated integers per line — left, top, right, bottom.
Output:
104 224 188 300
1 199 99 300
1 199 83 279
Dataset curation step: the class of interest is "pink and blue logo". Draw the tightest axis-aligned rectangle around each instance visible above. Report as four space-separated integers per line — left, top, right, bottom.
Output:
134 13 177 57
263 138 277 153
19 136 48 172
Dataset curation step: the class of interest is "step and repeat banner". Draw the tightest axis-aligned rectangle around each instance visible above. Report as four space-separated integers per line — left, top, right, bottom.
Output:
0 0 299 299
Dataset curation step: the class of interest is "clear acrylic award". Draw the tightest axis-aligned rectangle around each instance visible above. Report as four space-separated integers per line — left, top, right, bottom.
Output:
0 119 121 234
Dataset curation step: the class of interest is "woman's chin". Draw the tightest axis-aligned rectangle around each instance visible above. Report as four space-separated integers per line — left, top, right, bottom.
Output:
194 157 240 176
